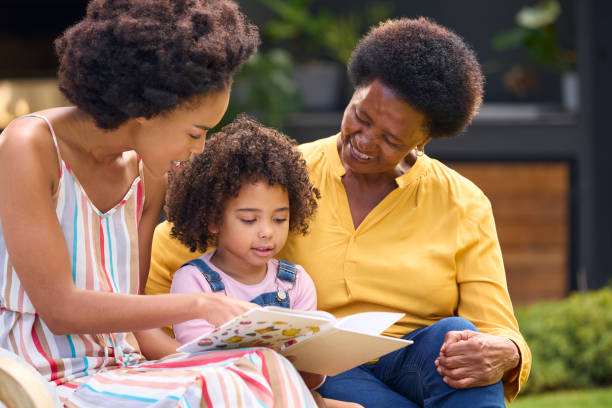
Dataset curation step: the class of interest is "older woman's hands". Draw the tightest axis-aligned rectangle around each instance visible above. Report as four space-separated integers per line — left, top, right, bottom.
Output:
434 330 520 389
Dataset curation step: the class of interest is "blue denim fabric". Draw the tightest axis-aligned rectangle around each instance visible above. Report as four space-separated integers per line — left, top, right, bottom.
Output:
249 290 291 307
181 258 295 308
318 317 505 408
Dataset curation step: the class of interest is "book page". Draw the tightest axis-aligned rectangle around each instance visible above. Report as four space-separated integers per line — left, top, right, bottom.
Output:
334 312 404 335
281 328 412 376
177 307 334 353
263 306 336 320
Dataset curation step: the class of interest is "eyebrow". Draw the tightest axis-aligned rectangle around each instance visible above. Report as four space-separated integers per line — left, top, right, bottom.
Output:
236 207 290 212
194 124 212 131
357 108 402 143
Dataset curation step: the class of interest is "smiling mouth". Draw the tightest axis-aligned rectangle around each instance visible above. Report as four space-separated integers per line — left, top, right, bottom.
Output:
349 140 372 161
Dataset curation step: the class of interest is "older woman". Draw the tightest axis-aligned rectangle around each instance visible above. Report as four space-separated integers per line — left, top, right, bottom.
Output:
146 17 530 408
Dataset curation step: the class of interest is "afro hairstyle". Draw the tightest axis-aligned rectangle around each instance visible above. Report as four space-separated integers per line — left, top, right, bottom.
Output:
348 17 484 138
55 0 259 130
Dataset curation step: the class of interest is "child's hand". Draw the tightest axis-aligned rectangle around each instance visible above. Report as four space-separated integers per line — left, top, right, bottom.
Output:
299 371 326 390
198 292 260 327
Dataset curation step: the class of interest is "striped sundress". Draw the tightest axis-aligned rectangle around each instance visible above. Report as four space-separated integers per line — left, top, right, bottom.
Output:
0 114 316 407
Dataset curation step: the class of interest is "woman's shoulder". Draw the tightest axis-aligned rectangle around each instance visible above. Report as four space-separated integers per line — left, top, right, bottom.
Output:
1 110 56 149
0 110 65 183
298 134 337 162
425 158 491 211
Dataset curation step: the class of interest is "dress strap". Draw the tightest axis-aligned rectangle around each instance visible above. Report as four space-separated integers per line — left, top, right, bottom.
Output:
22 114 63 176
276 260 297 283
180 258 225 292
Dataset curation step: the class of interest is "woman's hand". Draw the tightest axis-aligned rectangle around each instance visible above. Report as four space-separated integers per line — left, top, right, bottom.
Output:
198 292 260 327
434 330 520 389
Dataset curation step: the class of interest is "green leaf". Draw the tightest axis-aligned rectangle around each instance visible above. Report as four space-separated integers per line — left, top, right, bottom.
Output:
491 27 530 50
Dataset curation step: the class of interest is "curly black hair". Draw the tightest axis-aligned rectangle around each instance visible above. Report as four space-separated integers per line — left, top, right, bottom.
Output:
55 0 259 130
348 17 484 139
166 115 320 253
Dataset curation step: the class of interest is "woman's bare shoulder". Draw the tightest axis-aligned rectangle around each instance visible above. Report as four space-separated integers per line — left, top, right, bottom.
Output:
0 109 66 185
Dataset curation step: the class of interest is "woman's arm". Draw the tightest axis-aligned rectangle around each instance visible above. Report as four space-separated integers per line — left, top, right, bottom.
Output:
436 195 531 400
435 330 520 387
0 122 256 339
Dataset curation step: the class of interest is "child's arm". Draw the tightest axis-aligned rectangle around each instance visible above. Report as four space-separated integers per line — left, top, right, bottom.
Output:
300 371 327 390
134 328 183 359
170 265 218 343
290 264 318 311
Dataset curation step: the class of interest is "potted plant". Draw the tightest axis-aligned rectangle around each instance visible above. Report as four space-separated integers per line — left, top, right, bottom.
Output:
492 0 578 111
224 48 300 130
259 0 391 111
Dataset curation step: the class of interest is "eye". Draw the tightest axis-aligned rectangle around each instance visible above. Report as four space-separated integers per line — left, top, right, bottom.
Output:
384 136 401 148
354 110 368 125
240 218 256 224
188 133 202 140
273 217 288 224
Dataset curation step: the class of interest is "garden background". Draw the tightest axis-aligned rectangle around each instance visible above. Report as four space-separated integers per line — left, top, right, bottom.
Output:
1 1 610 405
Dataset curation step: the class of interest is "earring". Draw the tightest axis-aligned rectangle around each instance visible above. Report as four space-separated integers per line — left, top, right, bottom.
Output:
416 146 424 157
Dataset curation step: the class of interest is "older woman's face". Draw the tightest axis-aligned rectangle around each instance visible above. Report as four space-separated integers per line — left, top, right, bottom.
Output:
339 79 430 177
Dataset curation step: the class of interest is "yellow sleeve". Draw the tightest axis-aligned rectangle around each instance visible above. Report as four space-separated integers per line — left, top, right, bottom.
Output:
456 197 531 401
145 220 204 296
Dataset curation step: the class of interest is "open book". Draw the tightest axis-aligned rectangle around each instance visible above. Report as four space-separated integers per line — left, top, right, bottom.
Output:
177 306 413 376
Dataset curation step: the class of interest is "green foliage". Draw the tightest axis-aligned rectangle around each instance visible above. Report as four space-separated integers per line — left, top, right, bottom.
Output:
491 0 575 72
516 286 612 394
218 49 300 130
260 0 392 64
507 387 612 408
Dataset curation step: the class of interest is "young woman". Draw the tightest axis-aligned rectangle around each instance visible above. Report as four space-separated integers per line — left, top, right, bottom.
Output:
0 1 318 406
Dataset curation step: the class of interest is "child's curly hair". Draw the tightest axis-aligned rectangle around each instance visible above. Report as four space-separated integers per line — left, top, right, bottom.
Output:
166 115 320 252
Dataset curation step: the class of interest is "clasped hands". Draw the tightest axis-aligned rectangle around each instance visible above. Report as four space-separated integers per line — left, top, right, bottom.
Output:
434 330 520 389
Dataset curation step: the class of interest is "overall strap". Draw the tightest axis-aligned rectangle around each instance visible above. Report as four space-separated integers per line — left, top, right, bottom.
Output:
180 259 225 292
276 260 297 283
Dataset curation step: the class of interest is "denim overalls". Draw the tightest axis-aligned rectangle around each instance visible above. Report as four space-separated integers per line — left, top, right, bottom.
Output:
180 258 297 307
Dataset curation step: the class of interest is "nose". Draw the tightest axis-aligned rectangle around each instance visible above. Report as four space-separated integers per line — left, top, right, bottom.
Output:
190 137 206 155
258 222 273 239
353 130 375 152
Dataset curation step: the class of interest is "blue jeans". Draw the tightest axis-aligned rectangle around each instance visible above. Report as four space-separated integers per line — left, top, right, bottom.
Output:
318 317 504 407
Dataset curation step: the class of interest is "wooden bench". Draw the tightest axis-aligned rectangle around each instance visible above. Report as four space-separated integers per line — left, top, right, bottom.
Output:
0 348 59 408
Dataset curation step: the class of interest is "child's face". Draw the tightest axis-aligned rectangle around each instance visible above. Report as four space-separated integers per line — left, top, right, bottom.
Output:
212 181 290 273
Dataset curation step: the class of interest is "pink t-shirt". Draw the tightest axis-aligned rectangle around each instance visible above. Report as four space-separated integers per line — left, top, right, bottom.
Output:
171 251 317 344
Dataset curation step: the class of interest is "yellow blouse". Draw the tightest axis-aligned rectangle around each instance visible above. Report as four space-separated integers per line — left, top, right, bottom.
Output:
146 134 531 400
278 135 530 401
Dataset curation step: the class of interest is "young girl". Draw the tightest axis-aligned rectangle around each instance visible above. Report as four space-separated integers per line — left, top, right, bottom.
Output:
167 116 362 408
0 1 319 406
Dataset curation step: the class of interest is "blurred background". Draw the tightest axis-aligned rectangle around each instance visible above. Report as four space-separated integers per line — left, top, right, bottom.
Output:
1 0 611 403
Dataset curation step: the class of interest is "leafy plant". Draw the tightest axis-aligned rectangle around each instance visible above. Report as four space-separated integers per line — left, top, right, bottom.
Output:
260 0 391 64
515 286 612 394
218 49 300 130
492 0 575 72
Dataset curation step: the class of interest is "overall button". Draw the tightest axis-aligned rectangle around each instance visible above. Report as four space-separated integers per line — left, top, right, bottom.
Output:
276 290 287 302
